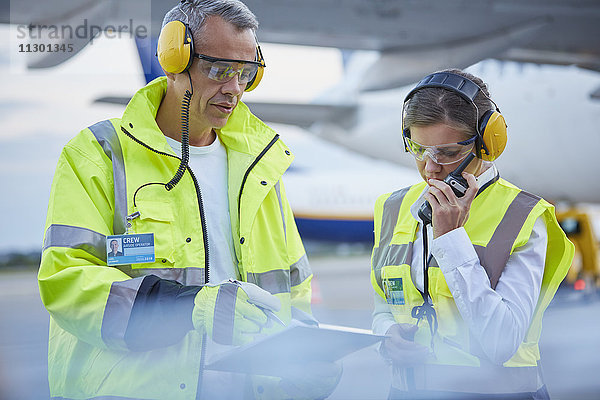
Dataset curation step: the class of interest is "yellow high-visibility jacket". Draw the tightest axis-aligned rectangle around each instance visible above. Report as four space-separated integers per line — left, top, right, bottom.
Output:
371 179 573 394
39 77 312 400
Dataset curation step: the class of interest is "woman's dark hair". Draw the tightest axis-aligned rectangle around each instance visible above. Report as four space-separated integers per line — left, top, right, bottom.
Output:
403 68 494 138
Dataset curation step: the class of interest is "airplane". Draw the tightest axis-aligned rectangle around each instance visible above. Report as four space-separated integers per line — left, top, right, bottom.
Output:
4 0 598 197
3 1 599 276
3 0 600 82
98 36 600 240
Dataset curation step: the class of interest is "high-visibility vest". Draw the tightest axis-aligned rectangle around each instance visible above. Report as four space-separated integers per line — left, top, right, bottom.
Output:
39 77 312 399
371 179 574 393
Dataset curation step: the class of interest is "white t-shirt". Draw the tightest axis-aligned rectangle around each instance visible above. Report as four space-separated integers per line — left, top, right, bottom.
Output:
165 134 239 284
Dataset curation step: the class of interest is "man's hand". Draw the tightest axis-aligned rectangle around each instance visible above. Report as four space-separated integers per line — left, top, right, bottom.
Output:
381 323 430 366
279 361 343 400
192 281 279 346
425 172 478 238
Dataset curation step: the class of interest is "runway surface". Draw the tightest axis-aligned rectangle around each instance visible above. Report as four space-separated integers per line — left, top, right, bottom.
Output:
1 254 599 399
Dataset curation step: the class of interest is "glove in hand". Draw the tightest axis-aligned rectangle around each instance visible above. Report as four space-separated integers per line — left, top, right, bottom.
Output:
381 323 430 365
192 281 279 346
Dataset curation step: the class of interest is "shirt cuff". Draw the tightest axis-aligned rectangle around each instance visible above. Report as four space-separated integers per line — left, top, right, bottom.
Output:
431 227 479 274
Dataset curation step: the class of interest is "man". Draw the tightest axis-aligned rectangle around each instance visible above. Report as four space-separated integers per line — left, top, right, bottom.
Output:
39 1 339 398
108 239 123 257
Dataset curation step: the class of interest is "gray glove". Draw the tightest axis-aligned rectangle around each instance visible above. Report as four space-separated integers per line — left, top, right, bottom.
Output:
192 280 281 346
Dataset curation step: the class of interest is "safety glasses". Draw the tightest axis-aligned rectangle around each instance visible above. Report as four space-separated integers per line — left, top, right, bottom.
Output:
404 133 477 165
193 53 263 85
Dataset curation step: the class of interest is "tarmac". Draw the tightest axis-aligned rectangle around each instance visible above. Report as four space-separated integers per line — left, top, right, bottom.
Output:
1 252 599 399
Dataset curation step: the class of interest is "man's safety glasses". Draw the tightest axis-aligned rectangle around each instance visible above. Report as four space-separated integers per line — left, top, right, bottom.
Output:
404 133 477 165
193 53 263 85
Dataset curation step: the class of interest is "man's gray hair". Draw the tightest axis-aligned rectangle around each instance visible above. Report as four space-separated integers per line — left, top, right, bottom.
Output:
162 0 258 45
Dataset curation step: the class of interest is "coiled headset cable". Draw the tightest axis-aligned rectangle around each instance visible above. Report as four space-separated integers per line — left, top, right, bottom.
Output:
131 71 194 207
165 71 193 191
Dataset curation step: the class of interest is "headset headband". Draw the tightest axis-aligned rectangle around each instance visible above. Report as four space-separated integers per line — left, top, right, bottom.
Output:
402 71 507 161
404 72 481 105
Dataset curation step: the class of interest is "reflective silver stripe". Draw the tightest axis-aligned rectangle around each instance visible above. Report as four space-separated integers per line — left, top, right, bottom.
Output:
373 243 413 271
379 188 410 246
101 276 145 350
88 120 128 235
112 266 206 286
404 363 542 393
371 188 411 288
372 243 413 289
247 268 291 294
212 283 238 344
475 191 540 289
247 255 310 294
290 253 311 287
274 180 287 243
43 224 107 262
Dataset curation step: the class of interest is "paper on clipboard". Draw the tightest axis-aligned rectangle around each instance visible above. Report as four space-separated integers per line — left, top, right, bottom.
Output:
205 324 385 377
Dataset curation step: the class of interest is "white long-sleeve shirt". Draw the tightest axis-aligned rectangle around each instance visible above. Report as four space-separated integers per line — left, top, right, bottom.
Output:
373 165 547 365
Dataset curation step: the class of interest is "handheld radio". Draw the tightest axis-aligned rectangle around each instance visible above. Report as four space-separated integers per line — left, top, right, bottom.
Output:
418 153 476 225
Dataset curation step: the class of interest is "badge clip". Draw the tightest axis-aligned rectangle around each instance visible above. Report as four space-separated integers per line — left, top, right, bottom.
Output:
125 211 141 234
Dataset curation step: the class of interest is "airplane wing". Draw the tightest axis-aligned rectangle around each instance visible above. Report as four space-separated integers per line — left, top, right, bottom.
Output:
241 0 600 89
4 0 600 85
245 102 357 129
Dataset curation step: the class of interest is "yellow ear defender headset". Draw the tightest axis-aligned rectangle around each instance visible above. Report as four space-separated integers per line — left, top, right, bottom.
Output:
150 1 266 193
402 71 507 161
156 18 266 91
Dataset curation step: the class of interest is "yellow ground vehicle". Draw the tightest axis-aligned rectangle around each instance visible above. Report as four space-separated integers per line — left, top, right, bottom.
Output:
556 209 600 291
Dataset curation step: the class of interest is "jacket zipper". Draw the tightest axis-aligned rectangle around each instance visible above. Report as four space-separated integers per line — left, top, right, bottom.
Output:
123 126 212 400
237 134 280 219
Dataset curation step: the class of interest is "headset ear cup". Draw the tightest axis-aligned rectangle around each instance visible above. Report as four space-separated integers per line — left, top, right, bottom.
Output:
245 45 265 92
157 21 194 74
402 128 410 152
479 110 507 161
245 65 263 92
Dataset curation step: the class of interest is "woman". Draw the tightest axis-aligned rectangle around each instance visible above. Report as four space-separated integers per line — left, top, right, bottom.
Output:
370 69 573 399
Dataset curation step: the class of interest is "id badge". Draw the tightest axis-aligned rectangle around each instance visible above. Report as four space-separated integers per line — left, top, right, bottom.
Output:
106 233 155 266
383 277 405 305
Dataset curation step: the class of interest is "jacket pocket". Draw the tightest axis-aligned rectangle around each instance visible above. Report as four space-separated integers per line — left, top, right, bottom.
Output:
380 264 419 320
132 200 175 265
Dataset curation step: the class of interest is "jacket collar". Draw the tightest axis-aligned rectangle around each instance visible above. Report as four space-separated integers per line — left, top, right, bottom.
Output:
120 76 281 158
120 77 172 154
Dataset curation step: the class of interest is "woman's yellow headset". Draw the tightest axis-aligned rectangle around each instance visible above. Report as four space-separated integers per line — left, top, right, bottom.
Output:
156 19 265 92
402 72 507 161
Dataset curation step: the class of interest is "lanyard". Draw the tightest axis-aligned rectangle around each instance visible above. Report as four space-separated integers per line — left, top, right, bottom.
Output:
411 222 438 350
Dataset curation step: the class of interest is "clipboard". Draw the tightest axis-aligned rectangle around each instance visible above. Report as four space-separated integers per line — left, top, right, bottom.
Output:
205 324 385 377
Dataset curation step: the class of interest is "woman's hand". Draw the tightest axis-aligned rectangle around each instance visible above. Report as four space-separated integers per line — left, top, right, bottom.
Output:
425 172 478 238
381 323 430 365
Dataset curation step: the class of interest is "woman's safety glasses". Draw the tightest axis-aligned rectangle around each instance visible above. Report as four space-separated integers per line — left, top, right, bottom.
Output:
404 132 477 165
193 53 263 85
